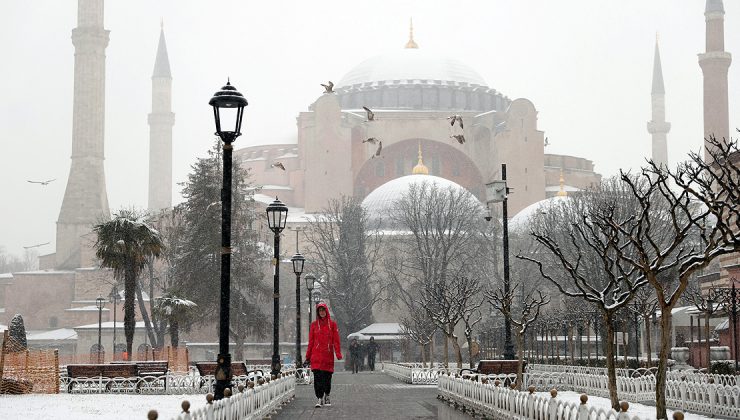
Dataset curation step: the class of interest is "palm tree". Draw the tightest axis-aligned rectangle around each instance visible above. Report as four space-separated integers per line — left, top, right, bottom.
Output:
94 209 164 359
153 293 196 348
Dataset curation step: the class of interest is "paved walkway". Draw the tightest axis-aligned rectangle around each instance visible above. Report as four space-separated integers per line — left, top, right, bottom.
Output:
273 370 472 419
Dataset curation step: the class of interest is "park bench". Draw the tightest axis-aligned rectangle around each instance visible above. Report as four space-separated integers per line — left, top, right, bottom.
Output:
459 360 525 376
195 361 257 389
66 363 139 392
112 360 169 389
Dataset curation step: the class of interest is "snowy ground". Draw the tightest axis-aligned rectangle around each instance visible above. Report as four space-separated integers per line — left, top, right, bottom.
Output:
541 391 713 420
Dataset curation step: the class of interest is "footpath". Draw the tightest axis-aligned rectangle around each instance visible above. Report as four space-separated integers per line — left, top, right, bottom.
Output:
272 370 473 419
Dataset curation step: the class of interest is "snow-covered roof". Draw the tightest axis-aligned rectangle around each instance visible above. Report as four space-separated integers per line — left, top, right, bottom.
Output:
355 323 403 335
0 273 13 279
338 48 487 88
544 185 581 192
509 195 570 232
66 305 110 312
261 185 293 191
75 321 145 330
0 324 7 331
27 328 77 341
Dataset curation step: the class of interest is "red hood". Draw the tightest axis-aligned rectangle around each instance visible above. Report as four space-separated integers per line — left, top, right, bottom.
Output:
316 302 331 320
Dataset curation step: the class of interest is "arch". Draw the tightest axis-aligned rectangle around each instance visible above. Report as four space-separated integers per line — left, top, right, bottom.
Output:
353 138 485 202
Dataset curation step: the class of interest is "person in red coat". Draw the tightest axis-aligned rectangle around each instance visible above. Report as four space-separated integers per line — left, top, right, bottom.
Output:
305 301 343 407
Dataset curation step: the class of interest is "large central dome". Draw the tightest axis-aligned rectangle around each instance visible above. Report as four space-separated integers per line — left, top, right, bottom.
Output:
338 49 488 88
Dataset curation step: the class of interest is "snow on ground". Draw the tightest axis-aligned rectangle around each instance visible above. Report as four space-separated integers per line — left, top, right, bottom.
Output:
0 393 206 420
542 391 712 420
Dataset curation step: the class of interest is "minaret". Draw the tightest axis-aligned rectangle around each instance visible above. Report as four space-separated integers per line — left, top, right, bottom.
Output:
699 0 731 161
405 18 418 49
56 0 111 268
647 36 670 168
148 22 175 212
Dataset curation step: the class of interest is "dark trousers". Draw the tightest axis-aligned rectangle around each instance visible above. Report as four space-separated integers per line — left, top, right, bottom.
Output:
351 356 359 373
313 369 333 399
368 354 376 371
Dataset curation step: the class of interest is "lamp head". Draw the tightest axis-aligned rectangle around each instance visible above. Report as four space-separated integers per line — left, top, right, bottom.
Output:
266 197 289 233
96 295 105 310
209 80 248 141
291 252 305 276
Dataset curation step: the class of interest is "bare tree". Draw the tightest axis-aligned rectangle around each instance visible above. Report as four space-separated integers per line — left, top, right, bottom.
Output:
626 287 659 367
400 304 437 367
684 282 716 369
486 283 549 387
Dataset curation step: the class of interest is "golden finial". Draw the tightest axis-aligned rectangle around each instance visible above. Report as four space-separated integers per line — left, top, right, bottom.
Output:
160 17 164 30
556 169 568 197
412 141 429 175
405 18 419 49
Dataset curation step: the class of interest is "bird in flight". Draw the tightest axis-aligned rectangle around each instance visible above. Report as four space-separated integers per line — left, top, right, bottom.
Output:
321 81 334 94
451 134 466 145
271 162 286 171
447 115 463 129
371 141 383 159
362 137 379 145
23 242 49 249
27 179 56 185
362 106 375 121
544 137 550 146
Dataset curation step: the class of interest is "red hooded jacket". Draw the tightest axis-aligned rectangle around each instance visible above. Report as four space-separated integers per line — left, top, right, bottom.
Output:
305 302 343 372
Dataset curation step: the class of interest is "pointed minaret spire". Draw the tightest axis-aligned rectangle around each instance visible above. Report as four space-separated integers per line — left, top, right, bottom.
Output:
148 23 175 211
647 35 670 169
699 0 731 162
405 18 419 49
556 169 567 197
412 141 429 175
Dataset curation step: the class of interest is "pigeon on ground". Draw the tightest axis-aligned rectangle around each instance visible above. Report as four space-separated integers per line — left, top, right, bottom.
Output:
271 162 286 171
371 141 383 158
321 81 334 94
362 106 375 121
362 137 379 145
451 134 466 145
27 179 56 185
448 115 464 129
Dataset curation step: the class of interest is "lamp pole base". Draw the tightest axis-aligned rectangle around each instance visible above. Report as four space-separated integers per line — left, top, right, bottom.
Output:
213 353 232 400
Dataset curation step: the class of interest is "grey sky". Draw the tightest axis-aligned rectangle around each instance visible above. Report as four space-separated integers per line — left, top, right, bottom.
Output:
1 0 738 258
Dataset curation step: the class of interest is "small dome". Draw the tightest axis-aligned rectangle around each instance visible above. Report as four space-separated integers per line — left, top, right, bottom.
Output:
337 48 487 88
509 196 571 232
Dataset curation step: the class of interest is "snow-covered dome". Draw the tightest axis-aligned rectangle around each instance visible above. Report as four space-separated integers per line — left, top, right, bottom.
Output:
338 49 487 88
362 174 481 219
509 196 571 232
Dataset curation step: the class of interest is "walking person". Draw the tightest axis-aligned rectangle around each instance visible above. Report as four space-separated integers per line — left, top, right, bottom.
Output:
349 338 360 374
367 336 378 371
305 302 343 408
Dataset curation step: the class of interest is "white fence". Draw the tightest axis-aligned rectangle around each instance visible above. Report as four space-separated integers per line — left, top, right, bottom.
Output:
166 373 295 420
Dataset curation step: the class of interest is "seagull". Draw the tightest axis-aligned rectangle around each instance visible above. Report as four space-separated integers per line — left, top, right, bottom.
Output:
447 115 464 129
321 81 334 94
544 137 550 146
27 179 56 185
451 134 466 145
362 106 375 121
371 141 383 158
362 137 379 145
271 162 286 171
23 242 49 249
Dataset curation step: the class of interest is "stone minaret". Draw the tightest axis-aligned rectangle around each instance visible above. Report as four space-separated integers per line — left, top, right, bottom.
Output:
699 0 731 161
148 23 175 212
647 37 670 168
56 0 111 269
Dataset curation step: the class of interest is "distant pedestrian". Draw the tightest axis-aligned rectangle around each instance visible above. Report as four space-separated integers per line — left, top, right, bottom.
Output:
367 336 378 371
305 302 343 408
349 338 361 373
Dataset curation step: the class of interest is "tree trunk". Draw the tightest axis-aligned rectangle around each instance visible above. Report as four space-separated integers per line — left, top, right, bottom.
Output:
655 310 673 419
587 326 591 366
124 267 136 359
421 341 427 367
644 315 652 367
443 331 449 368
449 324 463 368
516 332 525 389
170 318 179 348
603 312 620 410
430 332 435 366
705 312 711 369
135 279 157 348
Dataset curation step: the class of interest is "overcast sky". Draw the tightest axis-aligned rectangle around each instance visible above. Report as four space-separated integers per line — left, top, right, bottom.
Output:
1 0 739 259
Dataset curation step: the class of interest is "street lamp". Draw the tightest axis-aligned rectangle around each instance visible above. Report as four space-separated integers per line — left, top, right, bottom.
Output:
209 79 248 400
711 281 740 372
96 295 105 363
305 274 316 324
108 284 119 360
266 197 288 377
485 163 515 360
291 252 305 367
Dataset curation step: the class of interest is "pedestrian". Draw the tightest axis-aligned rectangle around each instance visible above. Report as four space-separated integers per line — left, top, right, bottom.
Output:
349 338 360 374
305 302 343 408
367 336 378 371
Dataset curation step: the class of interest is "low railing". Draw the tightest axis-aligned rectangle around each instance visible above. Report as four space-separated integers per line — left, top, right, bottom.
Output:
666 370 738 386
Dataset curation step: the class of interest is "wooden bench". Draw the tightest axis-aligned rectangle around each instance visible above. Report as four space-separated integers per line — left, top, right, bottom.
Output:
66 364 139 392
112 360 169 389
195 361 253 388
459 360 525 376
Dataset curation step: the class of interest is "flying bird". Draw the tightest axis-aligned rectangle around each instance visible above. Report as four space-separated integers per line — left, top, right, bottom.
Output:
27 179 56 185
371 141 383 158
448 115 464 129
451 134 466 145
544 137 550 146
362 106 375 121
271 162 286 171
321 81 334 94
23 242 49 249
362 137 379 145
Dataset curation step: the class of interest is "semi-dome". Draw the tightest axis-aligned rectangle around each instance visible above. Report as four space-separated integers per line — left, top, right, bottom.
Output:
509 196 570 232
338 48 487 88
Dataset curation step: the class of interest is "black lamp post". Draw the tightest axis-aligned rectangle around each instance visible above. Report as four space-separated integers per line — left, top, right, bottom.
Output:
96 295 105 363
712 281 740 373
291 252 305 367
209 79 248 400
109 284 119 360
306 274 316 324
485 164 515 360
266 198 288 377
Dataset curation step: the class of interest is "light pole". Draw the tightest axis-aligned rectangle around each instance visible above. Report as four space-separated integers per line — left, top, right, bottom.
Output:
712 280 740 373
96 295 105 363
306 274 316 324
266 198 288 377
485 164 515 360
209 79 248 400
291 252 305 368
108 284 119 360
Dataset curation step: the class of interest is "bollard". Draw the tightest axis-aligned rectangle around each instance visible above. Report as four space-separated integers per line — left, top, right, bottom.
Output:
481 377 488 385
579 394 588 404
258 377 265 385
181 400 190 414
206 393 214 404
528 385 536 394
577 394 589 420
224 387 232 398
238 384 245 393
147 410 158 420
672 412 685 420
550 388 558 398
248 381 255 388
494 380 501 387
